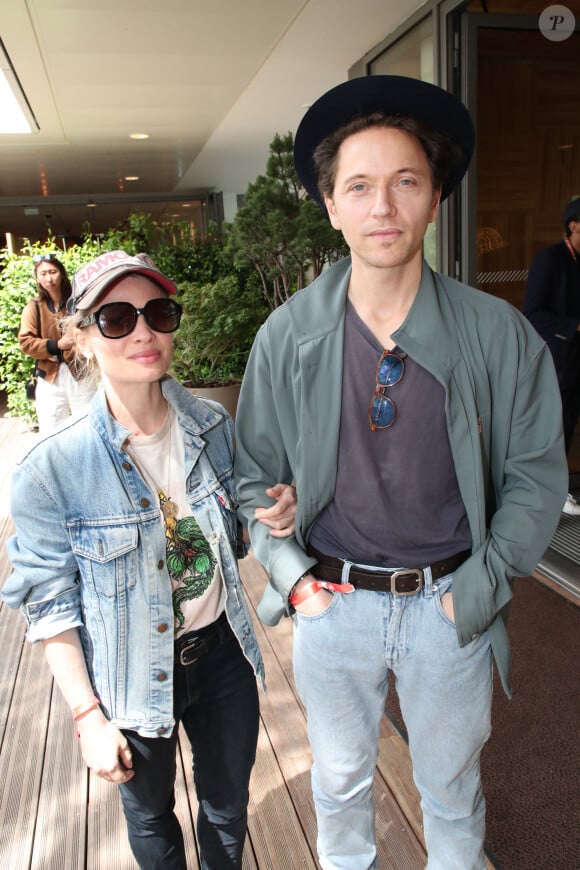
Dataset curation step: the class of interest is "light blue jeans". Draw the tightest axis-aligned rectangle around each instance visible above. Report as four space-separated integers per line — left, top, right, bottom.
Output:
293 569 492 870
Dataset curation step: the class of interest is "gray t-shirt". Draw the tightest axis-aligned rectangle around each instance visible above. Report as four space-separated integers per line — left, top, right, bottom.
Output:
309 300 472 567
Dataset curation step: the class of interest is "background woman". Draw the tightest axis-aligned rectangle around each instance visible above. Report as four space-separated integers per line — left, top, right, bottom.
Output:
18 253 95 434
4 250 296 870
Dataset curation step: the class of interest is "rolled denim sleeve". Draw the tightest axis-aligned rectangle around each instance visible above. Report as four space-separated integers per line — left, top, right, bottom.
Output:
3 462 83 642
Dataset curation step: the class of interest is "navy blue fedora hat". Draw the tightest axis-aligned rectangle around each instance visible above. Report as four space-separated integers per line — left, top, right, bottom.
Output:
563 197 580 228
294 75 475 208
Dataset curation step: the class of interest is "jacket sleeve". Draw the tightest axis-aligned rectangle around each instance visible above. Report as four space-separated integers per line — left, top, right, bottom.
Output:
2 461 83 642
18 300 60 363
523 248 580 343
234 323 317 616
453 339 568 645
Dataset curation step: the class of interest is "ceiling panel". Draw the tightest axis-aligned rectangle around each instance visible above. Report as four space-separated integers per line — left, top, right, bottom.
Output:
0 0 419 243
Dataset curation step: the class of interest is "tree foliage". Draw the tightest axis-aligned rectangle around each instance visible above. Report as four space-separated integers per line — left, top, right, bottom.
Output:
227 132 347 309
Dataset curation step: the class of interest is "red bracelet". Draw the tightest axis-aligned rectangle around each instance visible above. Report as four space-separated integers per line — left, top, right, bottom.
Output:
289 580 354 607
71 695 100 722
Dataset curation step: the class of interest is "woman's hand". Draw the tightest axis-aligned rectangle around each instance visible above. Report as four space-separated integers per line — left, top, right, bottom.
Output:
255 483 297 537
57 335 76 351
76 710 134 783
41 630 133 782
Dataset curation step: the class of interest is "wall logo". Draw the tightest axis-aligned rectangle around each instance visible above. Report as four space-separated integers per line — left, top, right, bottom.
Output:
539 5 576 41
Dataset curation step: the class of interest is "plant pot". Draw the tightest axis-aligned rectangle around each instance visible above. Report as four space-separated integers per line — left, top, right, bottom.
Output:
185 381 241 421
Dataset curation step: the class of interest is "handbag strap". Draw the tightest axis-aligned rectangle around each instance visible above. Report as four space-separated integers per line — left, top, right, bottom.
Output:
33 299 41 375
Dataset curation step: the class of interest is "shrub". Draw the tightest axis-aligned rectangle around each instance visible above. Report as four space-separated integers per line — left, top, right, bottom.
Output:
0 239 102 420
171 275 269 386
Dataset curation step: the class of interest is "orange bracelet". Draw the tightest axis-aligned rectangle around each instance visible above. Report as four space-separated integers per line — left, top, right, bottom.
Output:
289 579 354 607
71 695 100 722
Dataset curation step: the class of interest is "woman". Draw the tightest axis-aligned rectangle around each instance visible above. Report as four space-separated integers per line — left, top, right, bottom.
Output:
3 250 296 870
19 253 96 434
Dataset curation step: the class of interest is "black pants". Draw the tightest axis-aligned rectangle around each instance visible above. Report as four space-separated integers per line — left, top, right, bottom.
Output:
118 625 259 869
561 368 580 456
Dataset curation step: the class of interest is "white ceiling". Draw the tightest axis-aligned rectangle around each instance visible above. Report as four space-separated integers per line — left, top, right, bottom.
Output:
0 0 421 245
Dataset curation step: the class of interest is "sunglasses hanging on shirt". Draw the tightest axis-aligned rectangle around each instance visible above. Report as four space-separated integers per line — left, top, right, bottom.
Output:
368 350 407 431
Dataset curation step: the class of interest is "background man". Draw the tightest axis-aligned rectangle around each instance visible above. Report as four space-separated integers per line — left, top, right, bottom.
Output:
524 196 580 516
235 76 567 870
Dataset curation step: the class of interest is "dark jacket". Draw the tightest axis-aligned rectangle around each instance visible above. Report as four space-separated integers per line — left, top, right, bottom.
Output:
523 240 580 387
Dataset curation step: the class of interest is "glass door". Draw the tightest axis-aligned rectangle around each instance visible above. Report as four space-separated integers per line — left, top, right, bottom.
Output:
451 8 580 302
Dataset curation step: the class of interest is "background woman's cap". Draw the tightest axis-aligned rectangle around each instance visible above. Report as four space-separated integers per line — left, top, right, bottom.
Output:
70 251 177 312
293 75 476 208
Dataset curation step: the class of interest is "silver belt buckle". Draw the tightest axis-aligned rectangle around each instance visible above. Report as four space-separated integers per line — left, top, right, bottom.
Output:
179 637 205 665
390 568 424 596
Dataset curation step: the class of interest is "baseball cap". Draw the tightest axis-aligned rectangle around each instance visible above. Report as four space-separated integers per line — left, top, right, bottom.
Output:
70 250 177 313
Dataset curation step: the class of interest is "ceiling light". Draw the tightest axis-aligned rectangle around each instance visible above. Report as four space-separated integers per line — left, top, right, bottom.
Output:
181 203 191 208
129 133 149 140
0 39 39 134
124 175 139 181
86 200 97 208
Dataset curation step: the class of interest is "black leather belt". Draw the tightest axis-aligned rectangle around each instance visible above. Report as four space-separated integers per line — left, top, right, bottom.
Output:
307 545 470 596
175 611 230 666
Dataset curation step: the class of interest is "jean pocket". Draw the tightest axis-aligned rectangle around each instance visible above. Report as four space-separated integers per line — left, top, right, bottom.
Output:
434 577 456 629
294 588 340 622
70 523 139 598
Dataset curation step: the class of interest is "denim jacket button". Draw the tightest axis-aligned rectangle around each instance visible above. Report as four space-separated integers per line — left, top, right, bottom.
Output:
471 633 480 641
157 560 165 570
122 461 132 471
140 498 150 508
157 727 169 736
156 671 168 682
157 623 169 633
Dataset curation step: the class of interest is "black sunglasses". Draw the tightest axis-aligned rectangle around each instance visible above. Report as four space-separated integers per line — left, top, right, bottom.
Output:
368 350 407 431
33 253 58 263
79 298 182 339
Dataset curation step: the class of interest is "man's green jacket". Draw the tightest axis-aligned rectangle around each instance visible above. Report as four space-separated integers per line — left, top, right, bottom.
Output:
235 258 568 695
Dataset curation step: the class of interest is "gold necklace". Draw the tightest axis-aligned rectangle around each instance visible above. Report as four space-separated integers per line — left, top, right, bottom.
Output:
127 412 178 529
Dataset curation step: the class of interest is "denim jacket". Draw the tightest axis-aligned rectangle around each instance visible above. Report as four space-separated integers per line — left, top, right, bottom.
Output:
3 378 264 737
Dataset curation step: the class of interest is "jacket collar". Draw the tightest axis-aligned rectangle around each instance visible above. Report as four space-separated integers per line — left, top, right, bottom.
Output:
288 256 459 376
393 263 461 378
89 377 226 450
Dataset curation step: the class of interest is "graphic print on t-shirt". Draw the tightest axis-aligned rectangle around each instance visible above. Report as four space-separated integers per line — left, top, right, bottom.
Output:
161 491 217 629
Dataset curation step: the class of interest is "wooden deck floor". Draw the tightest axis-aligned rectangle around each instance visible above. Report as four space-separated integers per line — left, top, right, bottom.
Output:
0 412 492 869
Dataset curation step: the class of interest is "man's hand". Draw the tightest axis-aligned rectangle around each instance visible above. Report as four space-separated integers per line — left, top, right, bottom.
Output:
441 590 455 623
291 573 333 616
255 483 297 537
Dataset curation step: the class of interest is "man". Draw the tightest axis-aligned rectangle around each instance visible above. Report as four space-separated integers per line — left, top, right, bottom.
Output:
234 76 567 870
523 196 580 516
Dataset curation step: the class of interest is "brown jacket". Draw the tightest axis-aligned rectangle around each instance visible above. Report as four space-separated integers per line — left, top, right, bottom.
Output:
18 297 80 383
